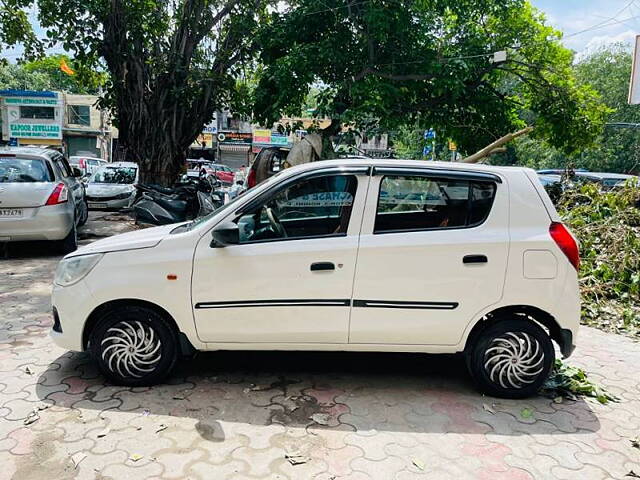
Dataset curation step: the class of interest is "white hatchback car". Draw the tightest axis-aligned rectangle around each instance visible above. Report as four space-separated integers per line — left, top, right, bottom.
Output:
51 159 580 398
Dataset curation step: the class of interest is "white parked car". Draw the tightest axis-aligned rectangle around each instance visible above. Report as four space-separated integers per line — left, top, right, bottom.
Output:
85 162 138 210
51 159 580 398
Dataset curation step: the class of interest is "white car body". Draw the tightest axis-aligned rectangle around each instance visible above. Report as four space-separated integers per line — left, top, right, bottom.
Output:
50 159 580 394
85 162 138 210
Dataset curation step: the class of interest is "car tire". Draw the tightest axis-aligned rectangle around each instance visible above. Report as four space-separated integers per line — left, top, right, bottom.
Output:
90 305 179 386
466 318 555 399
78 201 89 227
58 223 78 254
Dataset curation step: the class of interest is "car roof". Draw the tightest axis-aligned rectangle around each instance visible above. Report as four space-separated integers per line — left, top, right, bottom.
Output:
103 161 138 168
575 171 635 179
279 158 534 179
0 146 59 160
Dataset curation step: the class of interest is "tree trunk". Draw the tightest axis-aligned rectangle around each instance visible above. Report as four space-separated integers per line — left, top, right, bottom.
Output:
99 0 244 186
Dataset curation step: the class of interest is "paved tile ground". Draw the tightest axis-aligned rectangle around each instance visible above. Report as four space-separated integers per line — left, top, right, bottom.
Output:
1 214 640 479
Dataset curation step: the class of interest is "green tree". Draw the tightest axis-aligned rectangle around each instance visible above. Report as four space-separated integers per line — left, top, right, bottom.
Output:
2 0 261 184
22 54 106 94
499 44 640 173
253 0 608 158
0 62 52 90
0 1 42 60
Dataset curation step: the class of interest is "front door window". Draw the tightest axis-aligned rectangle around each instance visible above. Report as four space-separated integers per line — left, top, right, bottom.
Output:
236 174 358 243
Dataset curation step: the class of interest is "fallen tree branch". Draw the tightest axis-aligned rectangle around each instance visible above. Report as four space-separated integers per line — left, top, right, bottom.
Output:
461 126 533 163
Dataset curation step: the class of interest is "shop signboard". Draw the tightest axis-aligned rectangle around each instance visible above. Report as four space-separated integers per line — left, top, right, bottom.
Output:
1 92 63 140
253 129 289 146
218 132 252 144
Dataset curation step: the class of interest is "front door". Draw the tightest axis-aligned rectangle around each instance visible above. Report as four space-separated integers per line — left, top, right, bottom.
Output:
192 169 369 344
349 168 509 346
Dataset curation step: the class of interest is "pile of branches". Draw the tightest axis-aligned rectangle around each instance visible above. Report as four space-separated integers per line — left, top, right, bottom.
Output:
557 181 640 337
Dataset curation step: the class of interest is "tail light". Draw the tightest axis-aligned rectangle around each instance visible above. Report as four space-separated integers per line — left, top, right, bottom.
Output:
247 168 256 188
45 183 69 205
78 158 86 169
549 222 580 270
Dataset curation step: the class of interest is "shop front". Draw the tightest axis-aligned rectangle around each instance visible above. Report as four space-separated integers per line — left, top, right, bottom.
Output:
217 132 252 170
0 90 63 149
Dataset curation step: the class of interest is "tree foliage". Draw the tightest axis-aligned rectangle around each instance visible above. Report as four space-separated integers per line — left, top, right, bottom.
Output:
497 43 640 173
254 0 608 155
0 1 42 59
2 0 262 184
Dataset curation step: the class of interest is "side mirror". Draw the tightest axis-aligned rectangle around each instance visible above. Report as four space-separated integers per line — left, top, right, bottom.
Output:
72 167 83 177
210 221 239 247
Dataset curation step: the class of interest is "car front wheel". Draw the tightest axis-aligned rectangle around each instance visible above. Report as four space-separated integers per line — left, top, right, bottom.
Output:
467 318 555 398
90 306 178 386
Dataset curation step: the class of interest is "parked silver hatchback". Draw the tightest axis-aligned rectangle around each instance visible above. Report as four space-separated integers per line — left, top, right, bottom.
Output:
0 147 88 252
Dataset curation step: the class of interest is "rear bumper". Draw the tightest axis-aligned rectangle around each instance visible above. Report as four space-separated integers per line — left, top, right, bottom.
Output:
559 329 576 358
0 203 73 241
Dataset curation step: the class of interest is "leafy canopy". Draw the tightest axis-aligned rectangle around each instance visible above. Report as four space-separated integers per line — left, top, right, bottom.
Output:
254 0 608 153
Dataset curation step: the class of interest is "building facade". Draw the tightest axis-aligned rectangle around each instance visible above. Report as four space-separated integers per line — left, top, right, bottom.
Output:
0 89 115 160
0 90 64 149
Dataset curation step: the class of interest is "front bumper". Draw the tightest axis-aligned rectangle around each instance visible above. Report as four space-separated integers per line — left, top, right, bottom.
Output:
50 279 96 351
87 195 134 210
0 203 73 242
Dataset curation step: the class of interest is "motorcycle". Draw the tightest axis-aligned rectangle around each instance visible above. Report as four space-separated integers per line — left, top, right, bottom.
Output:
133 177 224 226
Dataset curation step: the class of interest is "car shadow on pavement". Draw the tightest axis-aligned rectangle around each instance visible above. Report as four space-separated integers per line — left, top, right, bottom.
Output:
36 349 601 438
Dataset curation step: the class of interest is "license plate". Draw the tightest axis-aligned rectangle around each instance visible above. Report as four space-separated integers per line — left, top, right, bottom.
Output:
88 203 108 209
0 208 23 218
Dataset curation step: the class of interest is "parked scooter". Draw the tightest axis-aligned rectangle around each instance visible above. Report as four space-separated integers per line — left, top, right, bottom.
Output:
132 177 224 226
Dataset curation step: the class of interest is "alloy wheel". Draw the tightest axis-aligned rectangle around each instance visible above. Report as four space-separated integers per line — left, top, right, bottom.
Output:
101 321 162 378
483 331 545 389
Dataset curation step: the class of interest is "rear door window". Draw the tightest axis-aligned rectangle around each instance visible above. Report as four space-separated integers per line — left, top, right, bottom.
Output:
375 175 496 233
0 157 53 182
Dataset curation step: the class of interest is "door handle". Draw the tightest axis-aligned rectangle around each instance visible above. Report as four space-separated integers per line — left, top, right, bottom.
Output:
310 262 335 271
463 255 488 264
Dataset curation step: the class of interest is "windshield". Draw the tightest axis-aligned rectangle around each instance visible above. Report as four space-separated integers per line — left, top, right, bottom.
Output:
171 192 247 233
0 157 53 183
91 166 137 184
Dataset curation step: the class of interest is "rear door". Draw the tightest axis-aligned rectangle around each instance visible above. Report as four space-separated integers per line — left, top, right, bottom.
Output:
349 167 509 346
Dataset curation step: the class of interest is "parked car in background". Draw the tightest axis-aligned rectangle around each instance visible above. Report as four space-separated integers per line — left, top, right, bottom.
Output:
0 147 88 252
574 171 637 190
211 163 234 184
51 159 580 399
69 156 107 177
85 162 139 210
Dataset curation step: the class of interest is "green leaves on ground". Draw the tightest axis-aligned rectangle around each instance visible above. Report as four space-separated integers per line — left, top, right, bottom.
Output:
542 360 618 404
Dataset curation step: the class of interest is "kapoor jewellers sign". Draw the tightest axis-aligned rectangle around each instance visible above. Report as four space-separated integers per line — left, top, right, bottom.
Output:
1 93 63 140
9 123 62 139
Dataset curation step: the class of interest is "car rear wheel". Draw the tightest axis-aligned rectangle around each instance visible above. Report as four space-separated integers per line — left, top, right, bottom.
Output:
90 305 178 386
77 201 89 227
466 319 555 398
58 223 78 253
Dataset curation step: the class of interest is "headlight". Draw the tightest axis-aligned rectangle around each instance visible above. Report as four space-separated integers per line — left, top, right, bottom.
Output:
114 191 133 199
54 254 103 287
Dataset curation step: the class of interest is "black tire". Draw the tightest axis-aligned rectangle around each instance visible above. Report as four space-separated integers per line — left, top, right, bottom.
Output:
58 223 78 254
466 318 555 399
90 305 178 386
254 149 276 184
77 201 89 227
